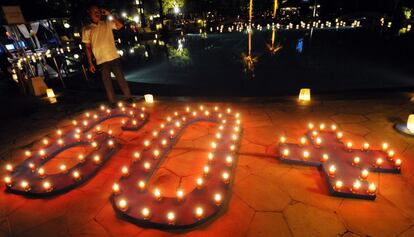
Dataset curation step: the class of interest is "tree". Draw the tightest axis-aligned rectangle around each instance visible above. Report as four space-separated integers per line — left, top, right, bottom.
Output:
161 0 184 14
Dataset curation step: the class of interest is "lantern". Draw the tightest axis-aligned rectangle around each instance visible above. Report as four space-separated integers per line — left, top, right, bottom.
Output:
298 88 311 102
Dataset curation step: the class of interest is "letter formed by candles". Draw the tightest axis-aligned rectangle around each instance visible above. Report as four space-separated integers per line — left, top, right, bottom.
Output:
111 106 242 229
3 103 149 196
278 122 402 200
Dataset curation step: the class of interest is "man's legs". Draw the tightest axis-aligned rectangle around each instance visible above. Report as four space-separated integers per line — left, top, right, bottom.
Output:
100 62 116 104
111 59 132 99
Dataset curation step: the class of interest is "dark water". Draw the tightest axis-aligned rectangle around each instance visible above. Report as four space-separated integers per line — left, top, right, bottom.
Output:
121 28 414 96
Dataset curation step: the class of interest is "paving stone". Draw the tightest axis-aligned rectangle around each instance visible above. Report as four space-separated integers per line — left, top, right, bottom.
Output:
331 114 368 124
14 216 69 237
379 174 414 219
277 168 343 211
246 212 292 237
95 203 143 237
338 196 412 237
68 220 110 237
234 174 291 212
284 202 346 237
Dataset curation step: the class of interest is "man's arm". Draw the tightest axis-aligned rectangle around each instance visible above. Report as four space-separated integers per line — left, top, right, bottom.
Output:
85 43 96 73
101 9 123 30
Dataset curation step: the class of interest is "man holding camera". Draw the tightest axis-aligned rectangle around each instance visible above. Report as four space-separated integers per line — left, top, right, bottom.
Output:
82 5 133 105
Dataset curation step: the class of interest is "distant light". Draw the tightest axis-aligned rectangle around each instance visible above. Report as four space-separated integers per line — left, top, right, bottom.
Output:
133 15 140 23
63 23 70 28
173 6 180 14
298 88 311 103
144 94 154 104
46 88 56 98
122 12 127 18
74 54 79 59
108 15 114 21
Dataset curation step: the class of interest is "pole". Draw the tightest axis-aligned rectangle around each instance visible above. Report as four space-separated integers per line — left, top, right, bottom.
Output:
53 56 66 88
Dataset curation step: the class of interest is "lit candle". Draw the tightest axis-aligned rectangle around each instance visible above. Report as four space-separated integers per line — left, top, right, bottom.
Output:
303 150 310 160
282 149 290 158
382 143 389 151
315 137 322 146
331 124 337 131
387 150 395 158
319 123 325 130
222 172 230 184
112 183 120 194
118 199 128 212
133 152 141 161
176 189 184 201
143 140 150 149
225 156 233 166
395 158 402 167
203 166 210 176
211 142 217 149
4 176 12 187
72 170 81 180
56 129 63 136
346 142 353 151
352 157 360 166
376 158 383 167
38 168 45 177
196 177 204 189
141 207 151 220
154 188 162 201
300 137 307 146
169 130 175 139
216 133 222 139
368 183 376 194
43 181 53 192
214 193 222 206
42 139 49 146
311 131 318 137
152 131 158 137
5 164 13 172
308 123 314 130
144 162 151 171
360 169 369 180
321 154 329 162
121 166 129 177
78 154 85 163
138 180 146 190
363 142 370 151
20 180 30 191
25 150 31 157
352 180 361 192
153 149 160 159
334 180 343 191
336 132 343 139
167 212 175 225
108 140 114 148
60 164 67 173
195 207 204 220
328 165 336 177
93 155 101 164
208 153 214 162
39 149 46 158
91 142 98 149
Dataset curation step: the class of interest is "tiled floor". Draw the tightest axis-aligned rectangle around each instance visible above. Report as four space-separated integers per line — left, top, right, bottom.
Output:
1 95 414 237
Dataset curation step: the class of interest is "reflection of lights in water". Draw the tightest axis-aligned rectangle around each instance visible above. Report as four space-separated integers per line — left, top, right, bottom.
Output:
118 50 124 56
129 48 134 54
64 22 70 28
144 51 149 57
122 12 127 18
178 39 183 51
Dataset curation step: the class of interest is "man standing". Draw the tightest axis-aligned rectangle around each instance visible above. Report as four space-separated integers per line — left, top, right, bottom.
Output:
82 5 133 104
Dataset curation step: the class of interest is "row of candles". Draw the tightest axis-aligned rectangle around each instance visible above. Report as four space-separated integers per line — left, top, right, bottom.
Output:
278 122 403 196
111 105 241 225
3 102 147 193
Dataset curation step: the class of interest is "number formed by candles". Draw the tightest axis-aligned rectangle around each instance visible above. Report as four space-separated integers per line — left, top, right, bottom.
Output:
278 122 402 200
111 106 242 229
3 103 148 196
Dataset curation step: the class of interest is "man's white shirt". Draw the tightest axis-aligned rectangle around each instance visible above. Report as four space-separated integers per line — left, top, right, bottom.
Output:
82 20 120 65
